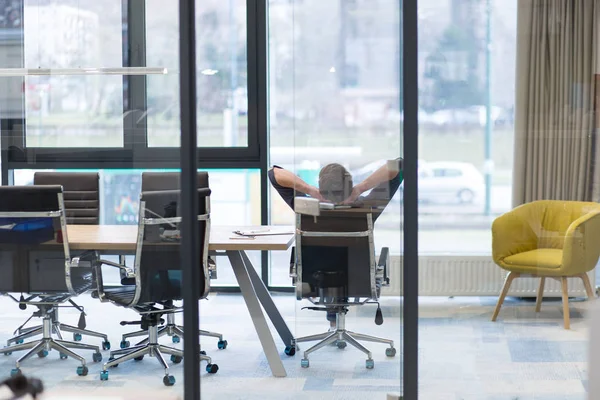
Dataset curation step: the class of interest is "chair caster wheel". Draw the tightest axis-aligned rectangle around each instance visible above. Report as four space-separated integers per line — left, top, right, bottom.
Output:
60 353 68 360
4 349 12 356
15 340 23 345
73 333 82 342
386 347 396 357
93 352 102 363
217 340 227 350
119 340 130 349
171 355 183 364
366 359 374 369
134 355 144 361
206 363 219 374
301 359 309 368
100 371 109 381
102 341 111 351
200 350 206 356
284 345 296 356
108 356 118 367
172 335 180 344
10 368 21 377
77 366 89 376
163 375 176 386
337 341 347 349
38 350 48 358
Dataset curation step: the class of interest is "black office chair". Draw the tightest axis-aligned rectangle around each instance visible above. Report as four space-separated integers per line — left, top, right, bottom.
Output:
33 172 100 225
94 188 218 386
6 173 109 350
290 197 396 369
118 172 225 351
0 186 104 377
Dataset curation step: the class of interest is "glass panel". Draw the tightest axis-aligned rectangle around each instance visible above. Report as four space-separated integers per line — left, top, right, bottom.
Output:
268 0 402 395
418 0 515 256
411 1 582 399
145 0 248 148
23 0 124 147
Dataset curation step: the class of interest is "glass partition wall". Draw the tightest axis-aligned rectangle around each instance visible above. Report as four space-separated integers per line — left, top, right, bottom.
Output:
0 0 416 399
417 1 595 399
268 0 404 397
0 0 262 398
0 0 190 395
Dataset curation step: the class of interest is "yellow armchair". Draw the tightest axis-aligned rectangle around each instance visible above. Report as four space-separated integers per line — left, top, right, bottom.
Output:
491 200 600 329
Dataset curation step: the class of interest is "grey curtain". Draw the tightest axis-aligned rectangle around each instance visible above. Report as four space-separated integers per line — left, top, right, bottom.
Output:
513 0 600 206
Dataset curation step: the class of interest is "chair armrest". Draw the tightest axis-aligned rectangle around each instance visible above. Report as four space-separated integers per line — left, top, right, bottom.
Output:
377 247 390 286
69 250 98 268
98 259 135 279
378 247 389 268
491 209 538 265
208 257 217 279
563 210 600 274
289 246 297 279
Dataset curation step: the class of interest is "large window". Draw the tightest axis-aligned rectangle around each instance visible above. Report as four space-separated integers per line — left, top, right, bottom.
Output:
145 0 248 148
268 0 402 274
417 0 516 254
268 0 402 278
18 0 250 151
23 0 124 148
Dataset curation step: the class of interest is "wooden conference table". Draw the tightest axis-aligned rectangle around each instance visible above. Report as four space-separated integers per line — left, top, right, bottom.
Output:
65 224 296 378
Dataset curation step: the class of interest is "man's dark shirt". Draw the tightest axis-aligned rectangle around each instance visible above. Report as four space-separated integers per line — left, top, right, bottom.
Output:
268 158 403 221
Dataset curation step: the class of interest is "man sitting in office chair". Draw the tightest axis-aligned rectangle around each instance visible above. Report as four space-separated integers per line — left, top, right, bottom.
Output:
268 158 403 330
269 158 403 209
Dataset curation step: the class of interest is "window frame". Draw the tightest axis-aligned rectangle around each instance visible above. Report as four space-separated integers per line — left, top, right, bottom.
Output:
2 0 261 169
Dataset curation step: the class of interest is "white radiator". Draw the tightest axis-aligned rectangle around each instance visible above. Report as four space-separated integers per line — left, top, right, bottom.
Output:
381 255 595 297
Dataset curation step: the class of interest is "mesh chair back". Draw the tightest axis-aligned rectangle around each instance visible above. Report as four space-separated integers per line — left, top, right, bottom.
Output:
134 188 211 304
136 172 210 287
297 210 375 299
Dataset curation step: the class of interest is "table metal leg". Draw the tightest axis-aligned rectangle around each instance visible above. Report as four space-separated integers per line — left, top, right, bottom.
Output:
240 251 294 347
226 250 286 377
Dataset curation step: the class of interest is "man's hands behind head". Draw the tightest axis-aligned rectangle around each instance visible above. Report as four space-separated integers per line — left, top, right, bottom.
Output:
341 186 363 205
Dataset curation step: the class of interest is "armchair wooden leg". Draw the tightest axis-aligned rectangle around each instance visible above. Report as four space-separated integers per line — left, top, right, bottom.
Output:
492 271 518 322
535 277 545 312
561 277 570 330
580 273 595 300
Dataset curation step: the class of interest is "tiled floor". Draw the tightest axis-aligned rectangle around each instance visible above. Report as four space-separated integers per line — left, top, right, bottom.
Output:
0 293 593 400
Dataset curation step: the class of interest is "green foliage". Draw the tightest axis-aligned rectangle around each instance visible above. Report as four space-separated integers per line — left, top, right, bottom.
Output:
425 23 483 111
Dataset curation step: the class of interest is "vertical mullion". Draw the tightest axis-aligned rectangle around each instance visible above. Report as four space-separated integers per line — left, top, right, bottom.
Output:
179 0 201 399
247 0 263 162
402 0 419 398
1 2 25 182
248 0 271 285
125 0 147 150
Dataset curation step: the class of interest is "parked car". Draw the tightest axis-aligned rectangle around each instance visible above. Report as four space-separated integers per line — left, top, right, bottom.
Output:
351 160 484 205
429 106 507 127
415 161 484 204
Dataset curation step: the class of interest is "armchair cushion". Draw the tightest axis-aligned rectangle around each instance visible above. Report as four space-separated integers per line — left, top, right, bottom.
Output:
493 200 600 276
503 248 562 271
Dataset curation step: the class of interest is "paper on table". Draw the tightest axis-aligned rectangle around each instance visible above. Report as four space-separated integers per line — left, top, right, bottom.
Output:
232 228 294 237
229 235 255 240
